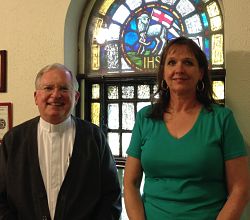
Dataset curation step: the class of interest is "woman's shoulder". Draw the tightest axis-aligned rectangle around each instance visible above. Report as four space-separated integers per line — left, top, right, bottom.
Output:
204 104 233 119
137 104 154 117
210 104 232 113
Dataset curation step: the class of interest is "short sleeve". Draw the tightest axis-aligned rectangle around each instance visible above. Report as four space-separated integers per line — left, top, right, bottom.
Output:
222 110 247 160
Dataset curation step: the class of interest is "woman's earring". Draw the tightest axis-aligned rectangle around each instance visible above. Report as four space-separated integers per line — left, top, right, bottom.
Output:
196 80 204 92
161 80 168 91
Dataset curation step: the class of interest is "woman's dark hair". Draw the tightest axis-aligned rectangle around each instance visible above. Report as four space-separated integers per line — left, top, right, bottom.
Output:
149 36 217 120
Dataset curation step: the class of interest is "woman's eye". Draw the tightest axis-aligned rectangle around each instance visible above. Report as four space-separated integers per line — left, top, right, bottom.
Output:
184 60 194 65
167 60 175 65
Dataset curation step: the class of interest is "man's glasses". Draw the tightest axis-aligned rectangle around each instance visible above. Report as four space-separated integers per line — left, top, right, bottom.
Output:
37 85 73 95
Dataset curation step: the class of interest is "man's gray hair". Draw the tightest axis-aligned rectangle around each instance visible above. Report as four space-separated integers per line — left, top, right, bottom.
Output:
35 63 79 91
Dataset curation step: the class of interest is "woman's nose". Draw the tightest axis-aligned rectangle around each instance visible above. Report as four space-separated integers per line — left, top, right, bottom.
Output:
175 62 184 72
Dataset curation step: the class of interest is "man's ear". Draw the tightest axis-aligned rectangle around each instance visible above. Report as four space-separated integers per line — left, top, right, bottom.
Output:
34 91 38 105
74 91 80 105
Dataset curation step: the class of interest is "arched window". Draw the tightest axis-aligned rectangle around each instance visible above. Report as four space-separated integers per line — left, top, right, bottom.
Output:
79 0 225 168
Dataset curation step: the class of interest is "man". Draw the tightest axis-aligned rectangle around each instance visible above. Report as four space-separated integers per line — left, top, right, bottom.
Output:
0 63 122 220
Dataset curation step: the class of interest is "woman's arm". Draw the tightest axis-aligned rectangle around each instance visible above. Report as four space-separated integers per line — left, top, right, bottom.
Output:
217 156 250 220
124 156 145 220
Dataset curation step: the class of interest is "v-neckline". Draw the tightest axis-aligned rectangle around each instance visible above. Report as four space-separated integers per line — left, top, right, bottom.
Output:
162 107 203 140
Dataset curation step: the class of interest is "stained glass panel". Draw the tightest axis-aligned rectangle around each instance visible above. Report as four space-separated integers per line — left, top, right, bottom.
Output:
88 0 224 74
108 86 119 99
207 2 220 17
112 5 130 24
212 34 223 65
107 23 120 41
122 133 132 156
138 85 150 99
91 103 100 126
92 84 100 99
201 13 209 27
212 81 224 100
145 0 157 2
161 0 178 5
122 86 134 99
105 44 119 70
137 102 151 112
176 0 195 17
108 103 119 129
108 132 120 155
91 44 100 70
210 16 222 31
185 14 202 34
122 103 135 130
126 0 142 10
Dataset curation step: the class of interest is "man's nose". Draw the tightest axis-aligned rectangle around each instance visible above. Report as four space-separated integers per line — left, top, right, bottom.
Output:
51 88 62 96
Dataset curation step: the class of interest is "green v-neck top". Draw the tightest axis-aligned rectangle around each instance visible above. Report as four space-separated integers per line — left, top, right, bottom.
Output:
127 104 247 220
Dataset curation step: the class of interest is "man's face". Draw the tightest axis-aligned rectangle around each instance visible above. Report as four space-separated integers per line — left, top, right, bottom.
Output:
34 69 80 124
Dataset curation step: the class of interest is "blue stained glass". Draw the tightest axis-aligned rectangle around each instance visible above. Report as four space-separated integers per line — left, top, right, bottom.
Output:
194 0 201 3
204 38 210 59
125 32 139 46
130 19 137 31
201 13 208 27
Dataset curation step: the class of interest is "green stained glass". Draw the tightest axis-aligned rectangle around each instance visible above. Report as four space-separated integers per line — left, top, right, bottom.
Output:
91 103 100 126
108 103 119 129
107 132 120 155
108 86 119 99
92 84 100 99
138 85 150 99
122 103 135 130
122 86 134 99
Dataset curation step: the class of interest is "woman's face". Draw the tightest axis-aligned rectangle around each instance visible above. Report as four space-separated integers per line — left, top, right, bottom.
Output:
163 44 203 97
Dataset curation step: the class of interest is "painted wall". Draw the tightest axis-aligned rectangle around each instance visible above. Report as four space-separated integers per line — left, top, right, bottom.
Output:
0 0 249 218
0 0 71 125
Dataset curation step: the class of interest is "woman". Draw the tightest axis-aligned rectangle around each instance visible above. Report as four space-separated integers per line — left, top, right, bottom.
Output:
124 37 249 220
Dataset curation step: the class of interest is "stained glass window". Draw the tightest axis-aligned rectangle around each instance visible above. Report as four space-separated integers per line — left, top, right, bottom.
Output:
86 0 224 74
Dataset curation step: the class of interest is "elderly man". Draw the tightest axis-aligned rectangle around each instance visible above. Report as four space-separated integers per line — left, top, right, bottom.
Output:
0 63 121 220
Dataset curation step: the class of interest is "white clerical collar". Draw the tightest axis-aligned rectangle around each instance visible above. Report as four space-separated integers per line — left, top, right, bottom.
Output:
39 116 72 133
